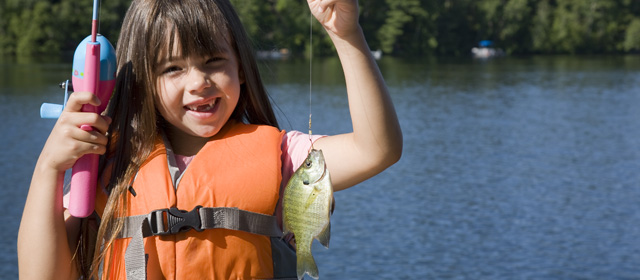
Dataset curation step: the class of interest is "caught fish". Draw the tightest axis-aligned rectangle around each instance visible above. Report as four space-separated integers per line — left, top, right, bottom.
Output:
283 149 333 280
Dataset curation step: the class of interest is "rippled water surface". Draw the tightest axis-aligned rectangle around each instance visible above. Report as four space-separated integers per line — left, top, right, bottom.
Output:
2 55 640 279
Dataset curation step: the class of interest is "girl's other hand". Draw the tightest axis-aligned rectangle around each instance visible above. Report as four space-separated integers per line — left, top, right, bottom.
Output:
40 91 111 172
307 0 359 38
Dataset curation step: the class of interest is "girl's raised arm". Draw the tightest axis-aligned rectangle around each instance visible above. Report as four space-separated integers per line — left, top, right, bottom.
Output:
308 0 403 191
18 92 110 279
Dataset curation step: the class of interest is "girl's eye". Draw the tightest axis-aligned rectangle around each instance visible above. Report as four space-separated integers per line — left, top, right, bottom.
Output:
206 56 225 64
162 66 181 74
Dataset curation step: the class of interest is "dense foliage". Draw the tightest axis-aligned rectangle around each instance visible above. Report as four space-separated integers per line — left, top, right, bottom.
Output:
2 0 640 58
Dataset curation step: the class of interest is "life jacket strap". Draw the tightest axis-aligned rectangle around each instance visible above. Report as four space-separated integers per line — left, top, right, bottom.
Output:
118 206 283 239
118 206 284 280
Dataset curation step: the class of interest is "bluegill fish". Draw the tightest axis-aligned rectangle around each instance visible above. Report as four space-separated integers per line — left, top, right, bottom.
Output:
283 149 333 280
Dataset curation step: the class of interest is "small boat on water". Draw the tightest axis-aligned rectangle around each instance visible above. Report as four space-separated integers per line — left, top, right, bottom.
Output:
471 40 504 58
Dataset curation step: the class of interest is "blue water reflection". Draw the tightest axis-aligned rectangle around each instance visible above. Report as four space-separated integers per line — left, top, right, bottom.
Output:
2 55 640 279
266 55 640 279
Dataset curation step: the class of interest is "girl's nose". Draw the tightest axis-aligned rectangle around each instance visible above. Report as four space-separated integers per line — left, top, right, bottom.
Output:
186 68 211 94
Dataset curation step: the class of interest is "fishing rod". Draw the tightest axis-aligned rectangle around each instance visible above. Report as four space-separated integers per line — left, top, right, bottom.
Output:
40 0 117 217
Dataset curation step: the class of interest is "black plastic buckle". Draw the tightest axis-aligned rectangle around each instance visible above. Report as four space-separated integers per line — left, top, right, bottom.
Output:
148 205 203 235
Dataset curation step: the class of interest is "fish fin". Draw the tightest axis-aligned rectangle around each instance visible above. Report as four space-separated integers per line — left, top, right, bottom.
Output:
303 189 319 209
297 248 319 280
330 194 335 215
316 222 331 248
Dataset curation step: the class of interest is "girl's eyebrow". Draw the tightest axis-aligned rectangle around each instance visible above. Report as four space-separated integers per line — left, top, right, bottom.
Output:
155 40 230 66
155 54 184 66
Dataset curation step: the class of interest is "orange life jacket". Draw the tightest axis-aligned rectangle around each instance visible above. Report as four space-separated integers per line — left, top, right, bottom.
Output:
94 121 297 279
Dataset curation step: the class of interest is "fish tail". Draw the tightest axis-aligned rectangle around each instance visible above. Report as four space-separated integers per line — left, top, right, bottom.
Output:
297 249 319 279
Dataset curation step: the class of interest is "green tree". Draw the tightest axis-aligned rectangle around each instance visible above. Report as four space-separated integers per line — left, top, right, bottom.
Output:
377 0 434 55
0 0 129 57
0 1 13 56
10 1 59 57
231 0 276 49
273 0 311 54
435 0 480 56
3 0 640 58
624 17 640 51
531 0 554 53
550 0 620 53
96 0 133 47
53 0 95 54
359 0 387 51
500 0 532 53
477 0 502 38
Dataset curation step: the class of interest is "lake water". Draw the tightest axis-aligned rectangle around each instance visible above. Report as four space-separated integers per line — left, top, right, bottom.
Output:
2 55 640 279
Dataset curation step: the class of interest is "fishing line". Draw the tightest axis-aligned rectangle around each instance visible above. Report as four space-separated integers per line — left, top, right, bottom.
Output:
308 6 313 147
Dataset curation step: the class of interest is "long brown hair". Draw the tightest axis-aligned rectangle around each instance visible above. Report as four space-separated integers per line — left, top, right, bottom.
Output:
77 0 279 277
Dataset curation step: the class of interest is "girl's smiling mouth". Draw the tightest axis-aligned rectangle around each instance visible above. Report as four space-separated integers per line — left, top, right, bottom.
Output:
185 97 221 115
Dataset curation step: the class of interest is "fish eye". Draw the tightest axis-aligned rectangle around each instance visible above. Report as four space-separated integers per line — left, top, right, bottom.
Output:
305 160 312 168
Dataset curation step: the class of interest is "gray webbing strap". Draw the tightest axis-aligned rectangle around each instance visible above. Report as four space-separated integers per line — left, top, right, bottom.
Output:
124 217 148 280
199 207 283 237
119 206 283 280
118 207 283 238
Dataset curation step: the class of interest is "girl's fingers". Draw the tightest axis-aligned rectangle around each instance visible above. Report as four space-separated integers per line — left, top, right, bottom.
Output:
40 91 111 171
58 111 111 135
316 0 338 12
42 124 107 171
63 91 102 113
308 0 330 15
308 0 359 37
59 91 111 134
64 133 108 156
54 116 108 148
68 124 109 146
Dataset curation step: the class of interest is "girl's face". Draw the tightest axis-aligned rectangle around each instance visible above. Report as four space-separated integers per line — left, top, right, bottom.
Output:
154 37 243 141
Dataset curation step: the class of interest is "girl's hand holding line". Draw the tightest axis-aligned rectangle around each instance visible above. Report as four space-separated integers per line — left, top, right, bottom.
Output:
308 0 359 38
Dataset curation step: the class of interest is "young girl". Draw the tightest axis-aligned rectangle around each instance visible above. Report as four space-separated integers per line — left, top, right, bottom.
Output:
18 0 402 279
